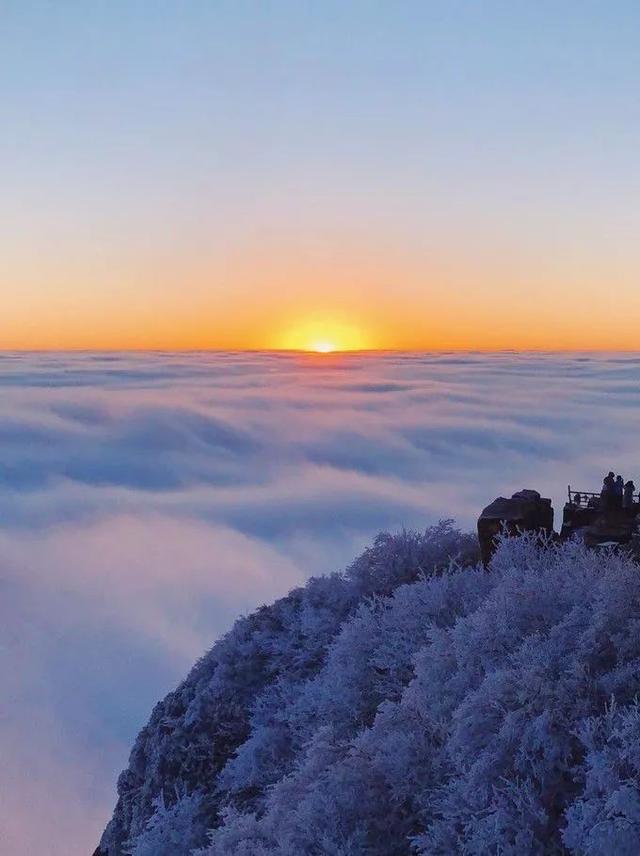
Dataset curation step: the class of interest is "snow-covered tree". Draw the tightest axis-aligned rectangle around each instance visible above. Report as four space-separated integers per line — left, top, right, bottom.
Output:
124 791 204 856
98 522 474 854
104 527 640 855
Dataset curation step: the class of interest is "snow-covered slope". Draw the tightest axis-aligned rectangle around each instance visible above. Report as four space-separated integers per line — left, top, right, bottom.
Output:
97 527 640 855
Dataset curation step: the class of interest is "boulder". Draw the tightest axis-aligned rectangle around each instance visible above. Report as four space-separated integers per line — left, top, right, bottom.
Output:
478 489 554 565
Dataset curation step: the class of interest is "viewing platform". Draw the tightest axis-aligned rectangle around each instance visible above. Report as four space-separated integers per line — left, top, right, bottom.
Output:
478 483 640 564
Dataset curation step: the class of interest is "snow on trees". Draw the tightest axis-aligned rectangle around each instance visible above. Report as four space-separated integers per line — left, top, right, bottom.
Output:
105 528 640 855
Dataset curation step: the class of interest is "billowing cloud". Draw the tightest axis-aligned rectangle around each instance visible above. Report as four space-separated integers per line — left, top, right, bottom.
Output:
2 350 640 853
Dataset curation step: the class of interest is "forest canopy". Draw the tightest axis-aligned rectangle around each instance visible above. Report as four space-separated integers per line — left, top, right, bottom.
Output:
99 526 640 855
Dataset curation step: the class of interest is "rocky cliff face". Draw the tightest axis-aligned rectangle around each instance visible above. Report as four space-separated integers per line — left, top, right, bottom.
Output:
96 522 476 855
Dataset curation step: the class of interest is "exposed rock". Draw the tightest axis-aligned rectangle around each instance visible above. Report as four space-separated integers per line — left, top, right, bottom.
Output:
477 488 554 565
560 502 598 539
583 513 637 549
561 493 640 551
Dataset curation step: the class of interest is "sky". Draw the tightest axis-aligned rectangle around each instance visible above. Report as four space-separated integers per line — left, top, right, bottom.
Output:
4 350 640 854
2 2 640 350
3 3 640 852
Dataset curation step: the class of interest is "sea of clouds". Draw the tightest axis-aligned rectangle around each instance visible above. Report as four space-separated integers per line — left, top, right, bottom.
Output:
3 350 640 854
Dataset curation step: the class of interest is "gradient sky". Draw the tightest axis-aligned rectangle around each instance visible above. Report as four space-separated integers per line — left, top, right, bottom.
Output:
2 1 640 350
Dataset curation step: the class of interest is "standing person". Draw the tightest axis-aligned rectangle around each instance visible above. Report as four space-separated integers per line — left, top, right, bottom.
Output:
601 471 615 510
615 475 625 510
624 480 636 513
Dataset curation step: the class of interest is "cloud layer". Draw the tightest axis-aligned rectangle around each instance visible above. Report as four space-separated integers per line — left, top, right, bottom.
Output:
2 350 640 854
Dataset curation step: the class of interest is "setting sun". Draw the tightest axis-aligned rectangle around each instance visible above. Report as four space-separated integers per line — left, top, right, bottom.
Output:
276 317 371 353
312 340 336 353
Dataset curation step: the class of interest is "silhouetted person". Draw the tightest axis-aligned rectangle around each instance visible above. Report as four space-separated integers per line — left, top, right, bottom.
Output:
624 480 636 514
615 475 624 510
601 472 615 510
573 492 582 506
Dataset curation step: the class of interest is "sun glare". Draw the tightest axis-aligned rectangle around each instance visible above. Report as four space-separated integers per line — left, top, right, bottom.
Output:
312 340 336 354
277 318 370 353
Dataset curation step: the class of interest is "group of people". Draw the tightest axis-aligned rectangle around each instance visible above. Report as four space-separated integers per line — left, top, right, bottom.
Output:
600 471 636 512
573 472 638 513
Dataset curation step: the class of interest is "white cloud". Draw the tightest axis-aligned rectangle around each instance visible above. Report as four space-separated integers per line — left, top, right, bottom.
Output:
2 350 640 853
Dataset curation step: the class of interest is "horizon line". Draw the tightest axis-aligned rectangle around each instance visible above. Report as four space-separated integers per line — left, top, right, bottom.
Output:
3 346 640 356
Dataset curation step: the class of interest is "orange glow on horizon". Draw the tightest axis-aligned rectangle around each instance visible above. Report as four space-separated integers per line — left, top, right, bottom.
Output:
4 236 640 352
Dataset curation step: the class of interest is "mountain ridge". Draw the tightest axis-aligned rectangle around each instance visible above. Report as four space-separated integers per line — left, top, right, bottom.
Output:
97 524 640 854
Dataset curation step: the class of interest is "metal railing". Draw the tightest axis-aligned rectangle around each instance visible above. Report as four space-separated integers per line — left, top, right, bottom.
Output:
568 485 640 505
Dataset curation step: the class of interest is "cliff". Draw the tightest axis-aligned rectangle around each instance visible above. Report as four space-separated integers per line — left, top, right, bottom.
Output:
96 522 477 855
97 523 640 855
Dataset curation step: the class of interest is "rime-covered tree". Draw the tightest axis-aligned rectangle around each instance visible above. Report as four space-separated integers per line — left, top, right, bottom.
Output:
104 528 640 855
98 522 475 855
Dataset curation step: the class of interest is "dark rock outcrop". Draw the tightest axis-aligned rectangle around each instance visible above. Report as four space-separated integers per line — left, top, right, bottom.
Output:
561 495 640 550
560 501 599 538
477 489 554 565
